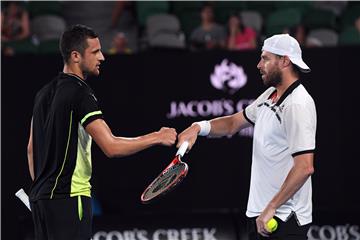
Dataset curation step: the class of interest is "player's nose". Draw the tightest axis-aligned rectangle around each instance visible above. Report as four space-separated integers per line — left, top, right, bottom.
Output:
257 61 262 69
99 51 105 61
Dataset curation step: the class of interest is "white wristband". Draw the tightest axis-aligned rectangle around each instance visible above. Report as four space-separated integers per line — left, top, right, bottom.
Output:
193 120 211 136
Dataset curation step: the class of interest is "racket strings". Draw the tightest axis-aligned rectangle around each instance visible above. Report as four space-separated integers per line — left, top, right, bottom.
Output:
142 163 188 201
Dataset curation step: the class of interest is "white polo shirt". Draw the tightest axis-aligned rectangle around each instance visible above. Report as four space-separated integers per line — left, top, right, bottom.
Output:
244 80 316 226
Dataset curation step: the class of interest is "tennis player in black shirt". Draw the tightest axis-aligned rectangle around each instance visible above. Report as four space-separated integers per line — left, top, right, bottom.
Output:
27 24 177 240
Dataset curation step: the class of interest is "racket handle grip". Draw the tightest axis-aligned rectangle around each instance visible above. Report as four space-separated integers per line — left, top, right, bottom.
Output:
15 188 31 211
176 141 189 157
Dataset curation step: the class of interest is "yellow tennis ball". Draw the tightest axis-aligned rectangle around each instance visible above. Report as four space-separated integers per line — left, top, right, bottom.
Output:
266 218 278 233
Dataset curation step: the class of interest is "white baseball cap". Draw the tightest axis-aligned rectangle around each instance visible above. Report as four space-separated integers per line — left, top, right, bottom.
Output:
262 34 311 73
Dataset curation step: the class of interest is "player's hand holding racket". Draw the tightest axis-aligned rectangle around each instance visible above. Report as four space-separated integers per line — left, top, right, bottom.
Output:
141 141 189 203
176 123 203 152
177 119 212 151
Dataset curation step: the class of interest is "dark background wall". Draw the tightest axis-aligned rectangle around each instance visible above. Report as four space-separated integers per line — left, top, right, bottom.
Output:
2 47 359 239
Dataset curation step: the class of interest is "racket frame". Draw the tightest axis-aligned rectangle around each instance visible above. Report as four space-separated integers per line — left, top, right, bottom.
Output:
140 141 189 203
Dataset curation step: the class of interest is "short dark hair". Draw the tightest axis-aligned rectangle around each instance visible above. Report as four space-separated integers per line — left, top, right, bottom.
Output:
59 24 98 63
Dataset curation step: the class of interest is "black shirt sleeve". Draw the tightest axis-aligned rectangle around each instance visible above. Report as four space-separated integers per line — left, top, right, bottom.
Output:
75 88 103 128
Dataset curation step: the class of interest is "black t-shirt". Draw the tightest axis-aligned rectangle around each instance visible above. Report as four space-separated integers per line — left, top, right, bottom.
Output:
29 73 103 201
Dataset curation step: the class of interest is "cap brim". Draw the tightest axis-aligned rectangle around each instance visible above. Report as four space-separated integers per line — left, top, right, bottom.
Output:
289 57 311 73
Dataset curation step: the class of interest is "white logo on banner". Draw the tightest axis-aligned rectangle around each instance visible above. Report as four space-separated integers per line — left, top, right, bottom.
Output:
210 59 247 95
307 224 360 240
93 228 218 240
165 59 254 137
166 99 254 137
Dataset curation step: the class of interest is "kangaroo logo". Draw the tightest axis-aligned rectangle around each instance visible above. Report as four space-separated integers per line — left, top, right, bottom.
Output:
210 59 247 95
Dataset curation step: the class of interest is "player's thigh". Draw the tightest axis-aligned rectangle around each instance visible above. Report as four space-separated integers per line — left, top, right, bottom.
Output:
267 215 310 240
41 196 93 240
246 215 310 240
31 201 48 240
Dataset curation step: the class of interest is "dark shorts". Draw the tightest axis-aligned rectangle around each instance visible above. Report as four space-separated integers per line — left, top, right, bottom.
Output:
246 214 310 240
30 196 92 240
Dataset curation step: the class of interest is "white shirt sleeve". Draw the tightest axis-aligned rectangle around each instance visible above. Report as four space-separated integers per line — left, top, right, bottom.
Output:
283 102 317 156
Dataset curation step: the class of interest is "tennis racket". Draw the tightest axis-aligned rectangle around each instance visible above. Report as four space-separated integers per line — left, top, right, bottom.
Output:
141 141 189 203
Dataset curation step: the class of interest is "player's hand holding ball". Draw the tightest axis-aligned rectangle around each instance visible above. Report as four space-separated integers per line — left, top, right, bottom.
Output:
266 218 278 233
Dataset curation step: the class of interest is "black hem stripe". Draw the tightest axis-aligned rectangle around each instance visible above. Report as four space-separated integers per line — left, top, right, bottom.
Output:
292 149 315 157
243 108 255 125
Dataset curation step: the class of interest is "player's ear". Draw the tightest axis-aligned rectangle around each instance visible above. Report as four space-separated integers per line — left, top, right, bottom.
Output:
70 50 81 64
282 56 291 68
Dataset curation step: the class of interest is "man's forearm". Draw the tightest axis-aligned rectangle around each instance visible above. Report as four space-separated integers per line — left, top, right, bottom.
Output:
27 119 34 181
27 151 34 181
209 111 251 137
268 154 314 210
